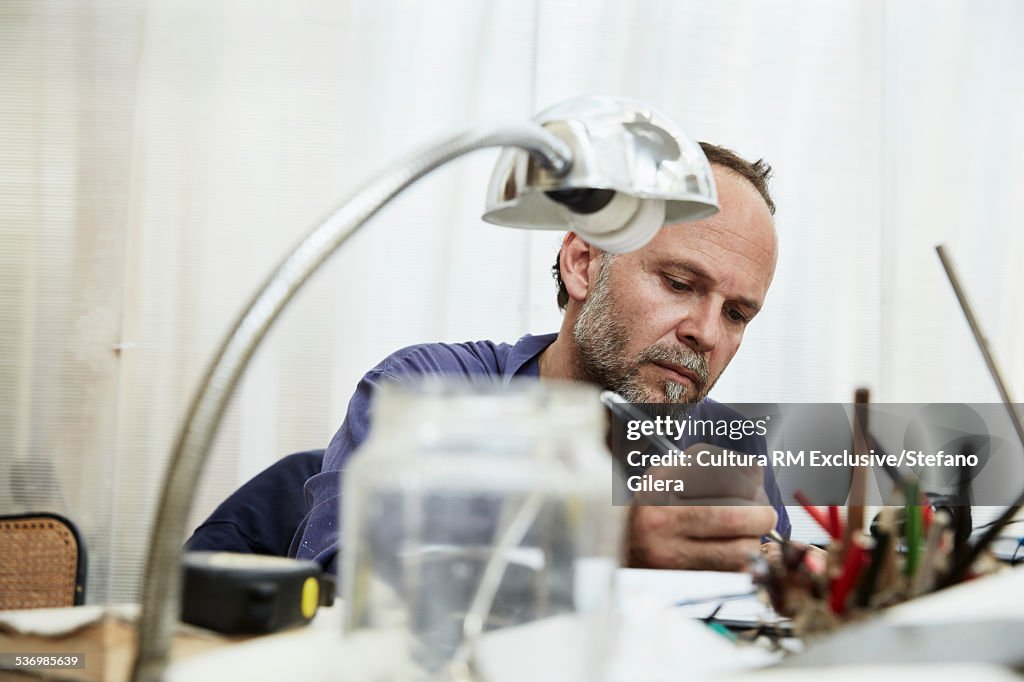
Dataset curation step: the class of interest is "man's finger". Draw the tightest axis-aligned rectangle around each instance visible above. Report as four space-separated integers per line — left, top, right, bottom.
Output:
629 533 762 572
681 537 764 572
629 504 777 542
684 444 766 486
636 462 764 501
660 504 778 539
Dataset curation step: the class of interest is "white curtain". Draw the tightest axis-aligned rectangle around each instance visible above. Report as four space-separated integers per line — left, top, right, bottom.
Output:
2 0 1022 602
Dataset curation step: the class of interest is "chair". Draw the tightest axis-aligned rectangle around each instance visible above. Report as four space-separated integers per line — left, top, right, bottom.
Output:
0 513 87 609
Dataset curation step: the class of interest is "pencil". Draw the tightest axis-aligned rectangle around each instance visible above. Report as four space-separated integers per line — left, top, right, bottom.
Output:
856 532 888 608
912 510 950 595
904 493 922 578
847 389 870 540
830 536 868 615
795 490 839 540
828 505 843 539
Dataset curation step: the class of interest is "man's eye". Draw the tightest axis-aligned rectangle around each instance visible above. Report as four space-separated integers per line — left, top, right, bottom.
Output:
727 308 749 323
667 278 691 292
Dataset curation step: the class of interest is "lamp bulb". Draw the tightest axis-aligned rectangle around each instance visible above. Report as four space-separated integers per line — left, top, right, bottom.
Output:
560 193 666 254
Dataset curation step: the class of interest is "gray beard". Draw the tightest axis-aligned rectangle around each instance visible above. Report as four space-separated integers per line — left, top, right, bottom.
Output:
572 256 712 405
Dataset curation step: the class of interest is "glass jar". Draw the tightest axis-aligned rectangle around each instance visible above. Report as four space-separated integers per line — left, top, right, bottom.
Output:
341 378 623 677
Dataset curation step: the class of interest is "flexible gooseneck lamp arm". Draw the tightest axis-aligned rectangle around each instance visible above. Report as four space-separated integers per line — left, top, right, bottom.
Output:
131 124 571 682
131 95 719 681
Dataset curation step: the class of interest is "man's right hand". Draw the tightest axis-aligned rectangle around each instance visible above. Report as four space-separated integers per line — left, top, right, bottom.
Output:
625 443 778 572
627 504 778 571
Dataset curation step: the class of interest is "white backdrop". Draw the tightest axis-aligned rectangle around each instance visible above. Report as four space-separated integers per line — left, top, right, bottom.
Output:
2 0 1022 602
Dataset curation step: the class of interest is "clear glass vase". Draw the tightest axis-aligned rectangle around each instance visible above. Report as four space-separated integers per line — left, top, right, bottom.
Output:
341 378 623 677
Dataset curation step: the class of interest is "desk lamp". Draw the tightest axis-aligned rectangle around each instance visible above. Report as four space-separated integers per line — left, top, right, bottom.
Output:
131 95 719 681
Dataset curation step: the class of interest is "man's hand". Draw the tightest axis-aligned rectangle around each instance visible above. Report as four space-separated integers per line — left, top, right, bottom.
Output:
626 444 777 572
760 540 828 569
628 505 778 571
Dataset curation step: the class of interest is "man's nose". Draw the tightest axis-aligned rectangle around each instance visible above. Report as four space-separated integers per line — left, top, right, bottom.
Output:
675 300 720 353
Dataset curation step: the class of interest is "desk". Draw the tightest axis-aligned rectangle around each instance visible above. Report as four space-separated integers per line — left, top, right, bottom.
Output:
0 604 278 681
4 567 1024 681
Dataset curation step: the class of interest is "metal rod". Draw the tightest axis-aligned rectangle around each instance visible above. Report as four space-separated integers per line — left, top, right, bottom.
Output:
131 122 573 682
847 388 870 543
599 390 683 457
934 244 1024 587
935 245 1023 424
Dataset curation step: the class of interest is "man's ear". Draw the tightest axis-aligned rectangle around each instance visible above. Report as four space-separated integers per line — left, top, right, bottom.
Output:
560 232 603 304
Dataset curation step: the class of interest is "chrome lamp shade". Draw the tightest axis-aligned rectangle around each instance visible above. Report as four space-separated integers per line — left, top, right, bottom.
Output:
484 95 718 252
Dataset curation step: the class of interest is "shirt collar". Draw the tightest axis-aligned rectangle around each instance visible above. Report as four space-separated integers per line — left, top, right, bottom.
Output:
503 333 558 381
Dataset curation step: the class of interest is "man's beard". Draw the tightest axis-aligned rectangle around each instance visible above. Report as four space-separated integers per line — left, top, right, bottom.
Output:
572 256 712 405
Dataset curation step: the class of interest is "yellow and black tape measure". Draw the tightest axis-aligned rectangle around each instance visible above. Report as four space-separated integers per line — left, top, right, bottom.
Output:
181 552 330 634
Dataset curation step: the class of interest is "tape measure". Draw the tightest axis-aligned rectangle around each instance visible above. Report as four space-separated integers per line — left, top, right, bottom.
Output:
181 552 329 634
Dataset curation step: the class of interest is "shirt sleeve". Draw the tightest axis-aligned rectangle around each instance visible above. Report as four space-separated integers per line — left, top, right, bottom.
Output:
189 450 324 556
289 368 396 572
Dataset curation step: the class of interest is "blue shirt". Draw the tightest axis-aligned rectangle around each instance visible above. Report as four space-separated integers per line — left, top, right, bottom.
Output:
289 333 791 572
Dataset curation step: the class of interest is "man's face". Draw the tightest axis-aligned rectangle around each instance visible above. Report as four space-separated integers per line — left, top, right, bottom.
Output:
572 165 777 403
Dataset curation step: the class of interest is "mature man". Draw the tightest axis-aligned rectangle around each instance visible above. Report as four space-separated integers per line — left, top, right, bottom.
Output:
289 142 789 573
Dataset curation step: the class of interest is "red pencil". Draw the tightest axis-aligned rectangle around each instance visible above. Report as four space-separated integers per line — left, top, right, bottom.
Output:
828 505 844 539
794 490 840 540
830 539 869 614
